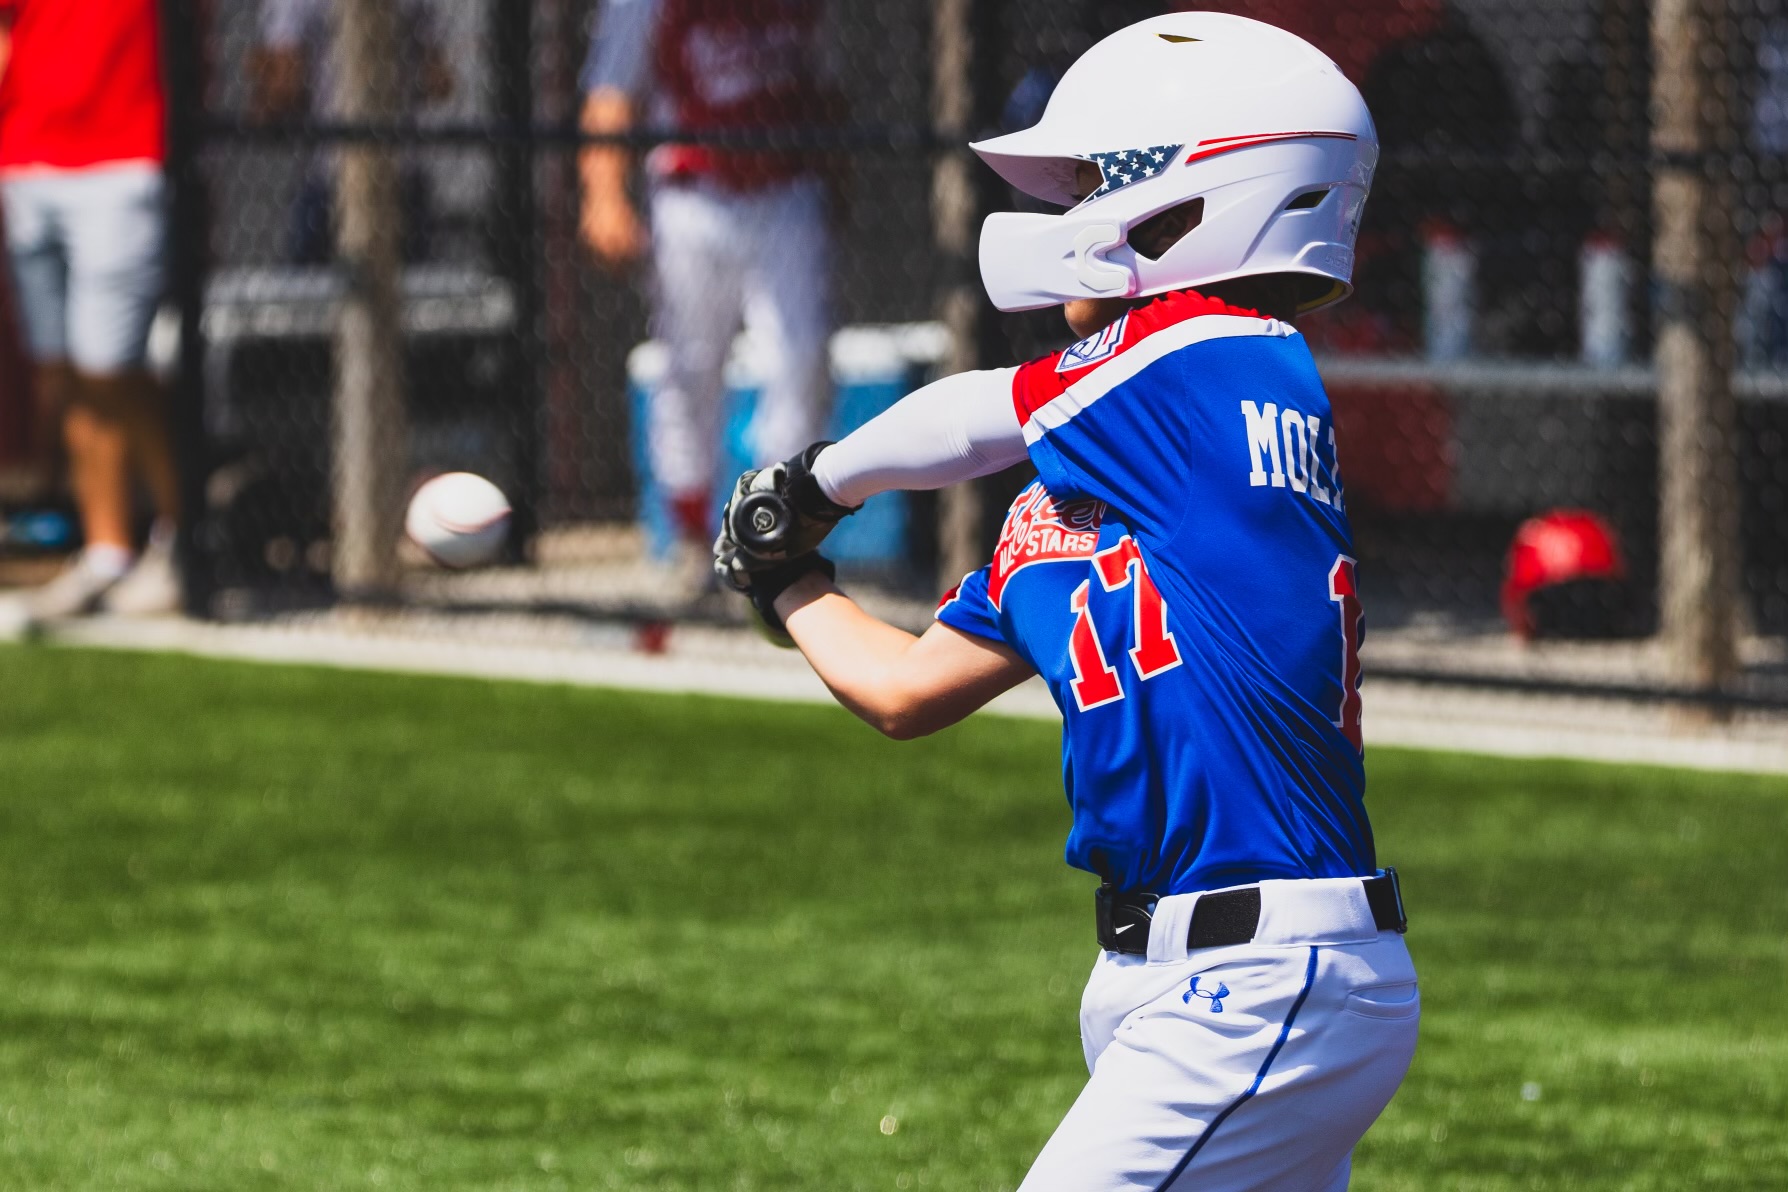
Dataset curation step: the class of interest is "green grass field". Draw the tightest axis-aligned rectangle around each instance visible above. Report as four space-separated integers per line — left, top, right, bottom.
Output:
1 644 1784 1190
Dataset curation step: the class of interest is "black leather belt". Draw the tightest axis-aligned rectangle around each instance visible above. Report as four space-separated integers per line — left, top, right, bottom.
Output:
1096 868 1407 956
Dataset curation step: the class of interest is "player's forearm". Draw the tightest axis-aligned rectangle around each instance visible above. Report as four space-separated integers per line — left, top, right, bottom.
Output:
810 367 1027 508
777 576 931 736
579 90 634 205
775 574 1028 739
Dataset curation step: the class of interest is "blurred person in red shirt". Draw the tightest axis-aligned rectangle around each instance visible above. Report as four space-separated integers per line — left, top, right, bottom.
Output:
0 0 183 620
579 0 846 575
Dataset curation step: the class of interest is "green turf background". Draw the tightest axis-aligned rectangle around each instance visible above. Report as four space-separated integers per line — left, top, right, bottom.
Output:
1 644 1784 1190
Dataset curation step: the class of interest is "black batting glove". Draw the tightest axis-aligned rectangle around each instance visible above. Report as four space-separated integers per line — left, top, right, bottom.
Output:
713 442 860 588
783 441 858 529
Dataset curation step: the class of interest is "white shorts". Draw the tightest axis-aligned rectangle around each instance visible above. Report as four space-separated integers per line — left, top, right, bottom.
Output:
1020 878 1421 1192
2 162 167 375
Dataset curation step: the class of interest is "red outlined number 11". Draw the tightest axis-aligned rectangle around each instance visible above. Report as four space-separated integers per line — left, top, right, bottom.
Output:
1329 555 1364 751
1067 537 1183 712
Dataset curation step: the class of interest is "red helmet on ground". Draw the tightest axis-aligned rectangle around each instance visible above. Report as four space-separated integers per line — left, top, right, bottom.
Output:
1502 510 1626 639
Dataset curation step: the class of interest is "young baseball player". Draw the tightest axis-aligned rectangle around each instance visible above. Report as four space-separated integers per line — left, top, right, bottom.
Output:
715 14 1416 1191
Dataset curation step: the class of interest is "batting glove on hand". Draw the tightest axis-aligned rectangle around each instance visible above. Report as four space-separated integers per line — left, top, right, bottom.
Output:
731 552 835 649
712 441 859 591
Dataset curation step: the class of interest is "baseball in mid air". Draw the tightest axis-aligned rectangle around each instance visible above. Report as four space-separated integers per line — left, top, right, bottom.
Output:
405 472 511 569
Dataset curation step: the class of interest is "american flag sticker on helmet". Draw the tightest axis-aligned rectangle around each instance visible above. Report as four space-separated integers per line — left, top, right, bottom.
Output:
1081 145 1184 200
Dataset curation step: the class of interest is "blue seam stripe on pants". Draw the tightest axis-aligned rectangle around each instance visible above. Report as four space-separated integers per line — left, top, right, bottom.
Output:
1152 945 1322 1191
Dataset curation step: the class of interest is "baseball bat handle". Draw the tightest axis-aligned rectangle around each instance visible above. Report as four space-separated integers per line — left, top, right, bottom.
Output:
731 489 795 556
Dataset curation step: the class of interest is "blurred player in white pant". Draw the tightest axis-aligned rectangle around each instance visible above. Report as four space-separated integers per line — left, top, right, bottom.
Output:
578 0 842 548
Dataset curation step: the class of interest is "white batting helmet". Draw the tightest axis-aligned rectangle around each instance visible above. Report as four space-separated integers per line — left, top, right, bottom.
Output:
972 13 1377 313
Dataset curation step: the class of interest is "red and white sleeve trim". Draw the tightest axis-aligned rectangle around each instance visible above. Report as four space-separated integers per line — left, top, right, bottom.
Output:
1011 293 1297 445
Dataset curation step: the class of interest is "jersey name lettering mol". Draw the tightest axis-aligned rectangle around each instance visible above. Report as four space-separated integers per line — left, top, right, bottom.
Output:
937 290 1375 895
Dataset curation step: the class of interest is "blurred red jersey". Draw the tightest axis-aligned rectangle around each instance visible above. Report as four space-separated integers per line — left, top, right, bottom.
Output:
0 0 167 171
650 0 837 189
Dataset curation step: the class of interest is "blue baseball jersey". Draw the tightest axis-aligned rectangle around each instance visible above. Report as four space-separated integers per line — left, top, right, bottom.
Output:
936 290 1374 895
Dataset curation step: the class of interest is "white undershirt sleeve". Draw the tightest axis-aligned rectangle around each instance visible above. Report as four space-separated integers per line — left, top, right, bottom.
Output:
811 367 1027 508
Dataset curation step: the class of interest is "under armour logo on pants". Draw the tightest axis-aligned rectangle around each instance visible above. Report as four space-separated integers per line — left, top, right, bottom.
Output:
1184 975 1230 1012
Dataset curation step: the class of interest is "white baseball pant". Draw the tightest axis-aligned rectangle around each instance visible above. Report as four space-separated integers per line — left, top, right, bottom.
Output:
1020 877 1420 1191
646 174 832 500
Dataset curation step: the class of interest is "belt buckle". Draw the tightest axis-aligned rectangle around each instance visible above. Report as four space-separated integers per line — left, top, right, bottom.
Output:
1095 885 1157 955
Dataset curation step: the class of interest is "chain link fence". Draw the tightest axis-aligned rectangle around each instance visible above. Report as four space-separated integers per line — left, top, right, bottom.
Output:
170 0 958 615
55 0 1788 703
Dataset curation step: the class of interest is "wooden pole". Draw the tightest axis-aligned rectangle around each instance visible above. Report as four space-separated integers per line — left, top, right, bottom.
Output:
931 0 1003 585
332 0 408 597
1651 0 1742 691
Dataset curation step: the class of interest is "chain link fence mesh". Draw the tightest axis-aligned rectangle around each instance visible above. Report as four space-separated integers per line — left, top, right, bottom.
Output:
6 0 1785 705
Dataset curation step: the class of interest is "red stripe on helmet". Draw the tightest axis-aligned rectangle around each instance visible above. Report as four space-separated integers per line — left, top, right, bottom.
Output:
1184 130 1358 165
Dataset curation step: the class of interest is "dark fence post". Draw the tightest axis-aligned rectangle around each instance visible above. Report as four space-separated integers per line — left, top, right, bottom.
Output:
931 0 1007 584
160 0 214 616
493 0 542 554
1651 0 1742 694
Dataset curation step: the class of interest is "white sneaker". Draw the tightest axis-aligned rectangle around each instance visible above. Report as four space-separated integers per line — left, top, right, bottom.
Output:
26 554 126 621
103 534 183 616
